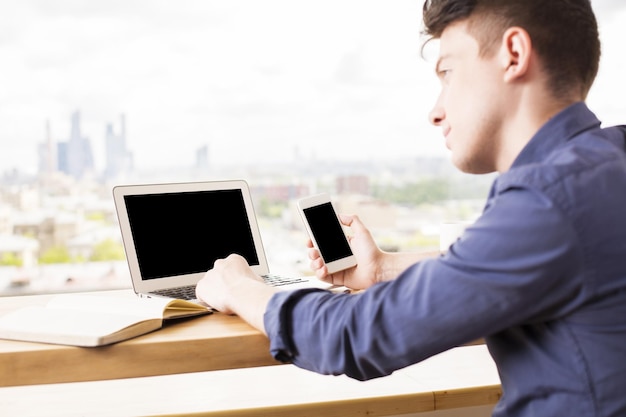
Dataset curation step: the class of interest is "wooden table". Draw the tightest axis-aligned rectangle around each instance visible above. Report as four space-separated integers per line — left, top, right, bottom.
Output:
0 345 501 417
0 290 280 387
0 290 501 416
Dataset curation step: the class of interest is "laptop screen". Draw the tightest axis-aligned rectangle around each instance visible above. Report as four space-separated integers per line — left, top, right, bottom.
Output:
123 188 260 280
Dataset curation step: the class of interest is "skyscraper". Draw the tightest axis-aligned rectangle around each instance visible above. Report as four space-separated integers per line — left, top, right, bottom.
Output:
104 114 133 180
57 111 95 180
37 120 57 177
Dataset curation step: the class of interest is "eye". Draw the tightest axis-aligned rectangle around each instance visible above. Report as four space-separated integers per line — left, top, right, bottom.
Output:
438 69 452 80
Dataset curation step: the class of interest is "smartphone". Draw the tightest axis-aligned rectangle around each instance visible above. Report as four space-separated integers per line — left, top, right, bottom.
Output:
297 194 357 274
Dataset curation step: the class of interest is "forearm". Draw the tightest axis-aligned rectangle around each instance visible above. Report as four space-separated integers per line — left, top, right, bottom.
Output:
226 279 278 335
265 262 478 380
378 250 440 282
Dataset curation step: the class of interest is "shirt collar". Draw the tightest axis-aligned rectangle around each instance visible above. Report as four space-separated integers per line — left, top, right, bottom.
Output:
510 102 602 169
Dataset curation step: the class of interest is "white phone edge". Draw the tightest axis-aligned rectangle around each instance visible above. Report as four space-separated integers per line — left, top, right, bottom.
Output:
296 193 357 274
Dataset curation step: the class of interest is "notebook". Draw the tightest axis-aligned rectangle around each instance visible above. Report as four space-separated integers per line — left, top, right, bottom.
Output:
113 180 338 305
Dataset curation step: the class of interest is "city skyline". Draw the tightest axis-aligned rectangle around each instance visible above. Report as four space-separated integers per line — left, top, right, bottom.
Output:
1 1 626 175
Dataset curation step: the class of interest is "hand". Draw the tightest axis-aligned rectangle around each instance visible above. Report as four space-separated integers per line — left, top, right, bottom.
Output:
195 254 269 315
307 214 384 290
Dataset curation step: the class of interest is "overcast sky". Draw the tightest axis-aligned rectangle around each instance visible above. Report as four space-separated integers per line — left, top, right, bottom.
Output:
1 0 625 174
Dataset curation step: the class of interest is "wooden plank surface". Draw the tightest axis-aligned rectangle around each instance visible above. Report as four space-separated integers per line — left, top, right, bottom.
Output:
0 290 280 386
0 346 500 417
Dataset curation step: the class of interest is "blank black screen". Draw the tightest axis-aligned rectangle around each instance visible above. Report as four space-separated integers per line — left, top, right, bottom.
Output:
303 202 353 263
124 189 259 280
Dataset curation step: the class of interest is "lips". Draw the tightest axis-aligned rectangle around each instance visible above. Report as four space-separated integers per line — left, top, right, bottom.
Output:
442 127 451 149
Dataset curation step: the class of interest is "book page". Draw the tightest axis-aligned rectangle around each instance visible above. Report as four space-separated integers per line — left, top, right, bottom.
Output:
0 305 161 346
0 294 211 346
46 294 208 320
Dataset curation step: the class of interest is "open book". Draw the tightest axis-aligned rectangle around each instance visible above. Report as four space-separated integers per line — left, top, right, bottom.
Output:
0 294 211 347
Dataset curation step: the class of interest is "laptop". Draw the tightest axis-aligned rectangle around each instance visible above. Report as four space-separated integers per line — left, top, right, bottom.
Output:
113 180 339 305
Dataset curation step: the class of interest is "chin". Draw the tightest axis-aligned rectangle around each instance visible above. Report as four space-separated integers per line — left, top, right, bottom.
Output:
451 154 486 174
449 151 466 172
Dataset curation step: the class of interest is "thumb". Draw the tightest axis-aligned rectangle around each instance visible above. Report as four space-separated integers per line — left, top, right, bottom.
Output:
339 214 365 232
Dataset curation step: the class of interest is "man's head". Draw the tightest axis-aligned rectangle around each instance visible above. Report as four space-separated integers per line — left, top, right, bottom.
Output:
423 0 600 101
422 0 601 174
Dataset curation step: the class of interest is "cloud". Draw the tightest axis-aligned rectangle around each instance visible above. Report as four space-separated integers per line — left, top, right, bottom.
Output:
0 0 624 174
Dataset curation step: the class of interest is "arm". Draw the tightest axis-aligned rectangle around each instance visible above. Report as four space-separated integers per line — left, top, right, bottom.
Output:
265 188 584 380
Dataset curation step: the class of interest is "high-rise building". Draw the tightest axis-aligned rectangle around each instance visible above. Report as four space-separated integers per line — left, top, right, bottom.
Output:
57 111 95 180
104 114 133 180
37 120 57 177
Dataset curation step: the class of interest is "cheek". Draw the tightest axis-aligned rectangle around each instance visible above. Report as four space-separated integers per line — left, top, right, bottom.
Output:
448 103 498 172
445 66 503 172
443 78 475 123
449 75 495 136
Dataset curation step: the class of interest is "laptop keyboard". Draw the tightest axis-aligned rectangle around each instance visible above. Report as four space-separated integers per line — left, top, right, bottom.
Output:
152 286 197 300
262 274 308 287
151 274 309 301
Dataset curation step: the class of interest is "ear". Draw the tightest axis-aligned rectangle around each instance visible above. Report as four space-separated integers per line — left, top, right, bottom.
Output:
499 27 532 83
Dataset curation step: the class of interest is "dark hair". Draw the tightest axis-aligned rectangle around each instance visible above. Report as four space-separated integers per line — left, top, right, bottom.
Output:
422 0 601 99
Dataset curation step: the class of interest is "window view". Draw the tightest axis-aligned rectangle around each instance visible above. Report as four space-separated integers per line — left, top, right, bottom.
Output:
1 1 624 296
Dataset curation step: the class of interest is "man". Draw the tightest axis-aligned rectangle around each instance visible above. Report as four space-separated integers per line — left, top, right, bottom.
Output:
196 1 626 415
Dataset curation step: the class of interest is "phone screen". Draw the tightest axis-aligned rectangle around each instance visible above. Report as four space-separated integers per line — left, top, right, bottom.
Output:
302 202 353 263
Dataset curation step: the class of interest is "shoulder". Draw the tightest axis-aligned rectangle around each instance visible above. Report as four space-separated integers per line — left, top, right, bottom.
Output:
497 126 626 197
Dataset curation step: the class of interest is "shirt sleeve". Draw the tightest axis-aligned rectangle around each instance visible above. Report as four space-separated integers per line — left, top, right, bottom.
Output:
264 185 585 380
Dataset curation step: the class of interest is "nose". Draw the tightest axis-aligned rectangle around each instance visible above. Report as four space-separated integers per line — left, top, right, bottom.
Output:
428 94 445 126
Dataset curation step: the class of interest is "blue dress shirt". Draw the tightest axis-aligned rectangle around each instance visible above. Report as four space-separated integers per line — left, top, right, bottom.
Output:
264 102 626 417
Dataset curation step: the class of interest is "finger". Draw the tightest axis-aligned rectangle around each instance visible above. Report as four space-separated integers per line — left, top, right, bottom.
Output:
338 214 354 227
212 258 226 271
308 247 321 260
316 264 329 281
310 256 324 271
340 214 366 232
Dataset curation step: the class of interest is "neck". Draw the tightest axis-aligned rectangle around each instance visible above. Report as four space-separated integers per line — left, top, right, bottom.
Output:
495 86 580 172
